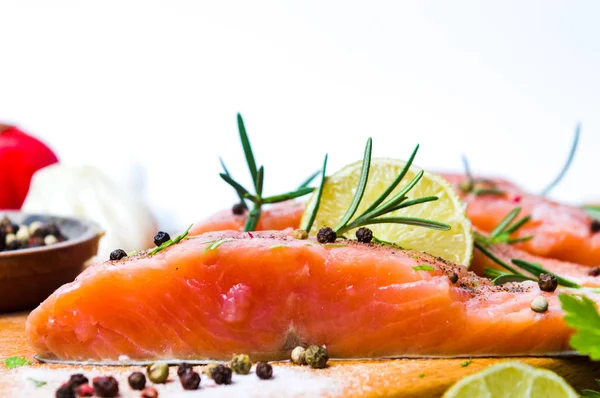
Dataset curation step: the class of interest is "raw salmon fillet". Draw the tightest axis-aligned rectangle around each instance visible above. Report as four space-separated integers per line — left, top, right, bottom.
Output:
27 230 580 362
189 201 305 236
442 173 600 266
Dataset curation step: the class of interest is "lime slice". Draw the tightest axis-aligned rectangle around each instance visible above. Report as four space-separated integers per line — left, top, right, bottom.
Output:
443 361 579 398
300 158 473 266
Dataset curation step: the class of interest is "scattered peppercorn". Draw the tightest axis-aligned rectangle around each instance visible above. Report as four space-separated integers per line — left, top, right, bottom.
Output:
93 376 119 398
75 384 94 397
316 227 336 244
591 220 600 234
109 249 128 261
255 362 273 379
589 267 600 277
449 272 459 284
55 383 75 398
230 353 252 375
147 362 169 384
290 346 306 365
305 345 329 369
530 296 549 313
140 387 159 398
128 372 146 390
204 363 220 379
180 370 201 390
211 365 233 385
538 274 558 292
232 202 247 215
153 231 171 246
355 227 373 243
68 374 89 388
177 362 194 377
292 229 309 240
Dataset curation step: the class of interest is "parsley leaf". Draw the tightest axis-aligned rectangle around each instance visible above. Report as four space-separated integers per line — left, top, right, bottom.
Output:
5 356 31 369
558 293 600 360
412 265 435 271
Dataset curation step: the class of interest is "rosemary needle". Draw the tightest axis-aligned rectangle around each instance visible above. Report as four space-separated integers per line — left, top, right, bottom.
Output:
540 123 581 196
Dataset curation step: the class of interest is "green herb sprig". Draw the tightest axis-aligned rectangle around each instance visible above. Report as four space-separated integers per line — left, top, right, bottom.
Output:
148 224 193 256
459 156 505 197
219 114 319 231
540 123 581 196
302 138 450 236
476 208 582 288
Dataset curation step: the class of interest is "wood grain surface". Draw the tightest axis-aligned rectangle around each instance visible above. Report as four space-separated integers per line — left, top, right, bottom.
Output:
1 312 599 397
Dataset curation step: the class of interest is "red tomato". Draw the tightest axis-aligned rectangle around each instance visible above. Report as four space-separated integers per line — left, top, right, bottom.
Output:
0 124 59 209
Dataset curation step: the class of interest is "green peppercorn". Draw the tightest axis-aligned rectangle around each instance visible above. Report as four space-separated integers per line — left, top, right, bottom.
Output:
230 353 252 375
531 296 549 313
305 345 329 369
146 362 169 383
290 346 306 365
292 229 309 240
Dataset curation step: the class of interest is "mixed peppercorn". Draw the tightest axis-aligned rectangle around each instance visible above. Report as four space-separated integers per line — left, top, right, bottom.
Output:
290 344 329 369
55 357 278 397
0 216 66 252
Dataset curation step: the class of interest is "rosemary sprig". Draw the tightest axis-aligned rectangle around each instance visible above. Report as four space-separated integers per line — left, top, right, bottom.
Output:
302 154 328 233
540 123 581 196
476 208 583 288
459 156 505 196
304 138 450 236
219 114 318 231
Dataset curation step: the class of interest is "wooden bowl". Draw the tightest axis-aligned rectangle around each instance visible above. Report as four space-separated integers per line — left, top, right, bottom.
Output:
0 212 103 313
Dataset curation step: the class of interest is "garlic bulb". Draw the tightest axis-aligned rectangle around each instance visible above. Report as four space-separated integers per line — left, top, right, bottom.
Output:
21 164 157 261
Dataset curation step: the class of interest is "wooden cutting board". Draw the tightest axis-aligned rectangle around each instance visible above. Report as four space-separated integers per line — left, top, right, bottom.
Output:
2 312 599 397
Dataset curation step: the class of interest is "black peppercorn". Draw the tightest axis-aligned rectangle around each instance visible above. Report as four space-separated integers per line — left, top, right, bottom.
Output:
180 370 201 390
449 272 459 284
154 231 171 246
355 227 373 243
589 267 600 277
177 362 194 377
255 362 273 380
212 365 232 385
0 230 5 251
591 220 600 234
93 376 119 398
538 273 558 292
109 249 128 261
68 373 89 388
317 227 336 244
55 384 75 398
128 371 146 390
232 202 247 215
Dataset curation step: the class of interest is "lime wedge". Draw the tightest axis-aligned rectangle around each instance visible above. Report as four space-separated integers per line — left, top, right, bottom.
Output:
443 361 579 398
300 158 472 266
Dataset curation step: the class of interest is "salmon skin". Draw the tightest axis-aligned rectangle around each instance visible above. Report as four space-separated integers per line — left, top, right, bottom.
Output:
27 230 582 362
441 173 600 267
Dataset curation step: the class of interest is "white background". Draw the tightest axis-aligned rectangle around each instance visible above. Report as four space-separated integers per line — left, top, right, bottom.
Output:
1 1 598 232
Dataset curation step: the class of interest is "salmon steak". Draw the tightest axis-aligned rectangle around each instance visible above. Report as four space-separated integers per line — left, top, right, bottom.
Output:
27 229 583 362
